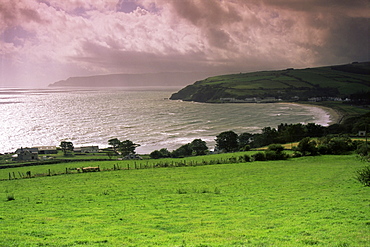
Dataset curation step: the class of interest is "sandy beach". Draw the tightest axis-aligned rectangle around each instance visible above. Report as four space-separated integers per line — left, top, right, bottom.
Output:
278 102 343 126
310 104 343 125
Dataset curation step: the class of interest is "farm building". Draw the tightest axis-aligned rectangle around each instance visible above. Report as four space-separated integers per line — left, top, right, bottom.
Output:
13 148 39 161
34 146 58 154
75 146 99 153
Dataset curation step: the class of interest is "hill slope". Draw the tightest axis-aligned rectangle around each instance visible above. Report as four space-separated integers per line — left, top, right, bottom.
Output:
170 62 370 103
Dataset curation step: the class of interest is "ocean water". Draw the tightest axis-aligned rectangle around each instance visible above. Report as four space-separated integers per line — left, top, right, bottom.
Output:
0 87 332 154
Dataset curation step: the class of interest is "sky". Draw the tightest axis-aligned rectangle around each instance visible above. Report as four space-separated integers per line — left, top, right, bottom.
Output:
0 0 369 87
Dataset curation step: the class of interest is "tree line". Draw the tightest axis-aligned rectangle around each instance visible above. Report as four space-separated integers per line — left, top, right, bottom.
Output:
148 112 369 159
59 112 369 159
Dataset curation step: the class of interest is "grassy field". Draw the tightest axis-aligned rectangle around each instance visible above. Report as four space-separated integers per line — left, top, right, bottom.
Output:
1 154 369 246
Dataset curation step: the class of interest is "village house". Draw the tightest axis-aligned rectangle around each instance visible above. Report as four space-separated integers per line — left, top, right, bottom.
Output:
13 148 39 161
15 147 38 154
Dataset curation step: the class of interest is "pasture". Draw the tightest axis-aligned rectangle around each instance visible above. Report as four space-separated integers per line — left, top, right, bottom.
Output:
1 154 369 246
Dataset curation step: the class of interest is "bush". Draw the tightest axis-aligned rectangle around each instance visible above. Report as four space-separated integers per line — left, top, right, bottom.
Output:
265 150 287 160
296 137 318 156
267 144 285 153
318 136 354 155
150 150 162 159
317 144 329 155
327 137 353 155
252 152 266 161
239 154 251 162
356 142 369 157
356 166 370 186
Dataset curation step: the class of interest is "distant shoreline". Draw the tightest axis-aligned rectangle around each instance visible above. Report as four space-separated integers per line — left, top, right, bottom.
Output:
295 102 343 125
275 102 342 126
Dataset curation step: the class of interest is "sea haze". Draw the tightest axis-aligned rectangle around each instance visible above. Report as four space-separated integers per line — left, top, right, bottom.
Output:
0 87 332 154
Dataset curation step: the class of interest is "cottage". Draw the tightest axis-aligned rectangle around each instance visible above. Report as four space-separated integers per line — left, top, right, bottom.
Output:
13 148 39 161
15 147 38 154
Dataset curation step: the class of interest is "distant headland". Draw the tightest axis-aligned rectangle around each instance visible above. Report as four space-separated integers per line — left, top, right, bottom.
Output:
48 72 214 88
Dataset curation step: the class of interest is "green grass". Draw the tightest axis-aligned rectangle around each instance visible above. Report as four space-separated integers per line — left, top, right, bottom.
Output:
1 154 369 246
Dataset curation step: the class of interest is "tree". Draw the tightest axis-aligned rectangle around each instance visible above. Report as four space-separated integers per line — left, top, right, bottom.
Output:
60 141 74 156
296 137 318 156
238 132 253 150
189 139 208 156
326 136 353 155
266 144 287 160
150 148 171 159
108 138 121 154
171 143 192 158
215 131 238 152
150 150 162 159
118 140 140 157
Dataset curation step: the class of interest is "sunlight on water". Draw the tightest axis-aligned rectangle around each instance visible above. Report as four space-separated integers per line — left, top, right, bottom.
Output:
0 88 331 154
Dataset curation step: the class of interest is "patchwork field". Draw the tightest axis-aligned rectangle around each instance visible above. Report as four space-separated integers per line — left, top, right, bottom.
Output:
170 62 370 102
1 154 369 246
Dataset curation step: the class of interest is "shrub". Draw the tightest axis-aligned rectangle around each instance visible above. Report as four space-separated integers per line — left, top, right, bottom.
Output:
296 137 318 156
265 150 287 160
239 154 251 162
318 136 353 155
317 144 329 155
327 137 353 155
267 144 285 153
356 142 369 157
356 166 370 186
228 157 237 163
252 152 266 161
149 150 162 159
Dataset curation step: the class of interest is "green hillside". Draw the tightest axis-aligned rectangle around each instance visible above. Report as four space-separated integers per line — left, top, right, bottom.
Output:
170 62 370 103
1 154 369 246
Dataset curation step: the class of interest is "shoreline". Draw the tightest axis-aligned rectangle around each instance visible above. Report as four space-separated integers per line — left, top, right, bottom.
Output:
297 102 344 125
277 102 343 126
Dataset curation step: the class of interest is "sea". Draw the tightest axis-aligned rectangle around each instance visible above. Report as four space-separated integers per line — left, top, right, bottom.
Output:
0 87 332 154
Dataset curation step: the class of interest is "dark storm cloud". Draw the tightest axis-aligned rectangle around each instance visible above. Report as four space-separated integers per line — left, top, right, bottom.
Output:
168 0 369 64
0 0 368 87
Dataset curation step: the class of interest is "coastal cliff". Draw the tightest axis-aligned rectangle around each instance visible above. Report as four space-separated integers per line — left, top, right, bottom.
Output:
170 62 370 103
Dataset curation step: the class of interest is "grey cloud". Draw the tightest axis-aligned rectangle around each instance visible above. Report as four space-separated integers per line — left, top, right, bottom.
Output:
169 0 369 64
0 2 45 28
72 41 211 73
314 16 369 64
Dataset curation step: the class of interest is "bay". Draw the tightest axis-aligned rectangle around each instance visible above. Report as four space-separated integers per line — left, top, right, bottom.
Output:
0 87 332 154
